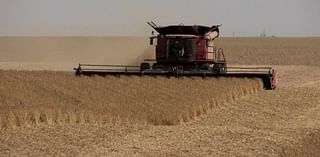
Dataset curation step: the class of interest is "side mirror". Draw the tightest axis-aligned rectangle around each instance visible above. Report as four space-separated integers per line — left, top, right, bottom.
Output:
149 38 154 45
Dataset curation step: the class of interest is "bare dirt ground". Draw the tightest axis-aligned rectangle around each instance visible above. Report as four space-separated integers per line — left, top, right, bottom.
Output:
0 37 319 156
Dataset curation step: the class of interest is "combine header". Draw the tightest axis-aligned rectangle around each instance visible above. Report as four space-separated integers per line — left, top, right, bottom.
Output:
74 22 277 90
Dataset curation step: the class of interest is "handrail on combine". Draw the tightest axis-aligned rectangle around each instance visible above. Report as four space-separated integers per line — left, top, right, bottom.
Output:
78 64 140 68
74 64 141 76
226 66 274 74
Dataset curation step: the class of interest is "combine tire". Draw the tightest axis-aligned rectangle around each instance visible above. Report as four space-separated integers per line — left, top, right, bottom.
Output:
153 63 167 70
200 63 210 70
152 63 159 69
213 63 227 73
140 63 150 71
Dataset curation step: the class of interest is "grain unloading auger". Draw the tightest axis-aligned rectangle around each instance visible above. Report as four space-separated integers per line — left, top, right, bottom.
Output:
74 22 277 90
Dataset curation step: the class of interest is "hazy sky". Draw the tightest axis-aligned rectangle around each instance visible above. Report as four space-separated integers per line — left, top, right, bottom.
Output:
0 0 319 37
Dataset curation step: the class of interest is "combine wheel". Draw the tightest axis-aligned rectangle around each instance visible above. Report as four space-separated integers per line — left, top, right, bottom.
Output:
152 63 158 69
140 63 150 71
152 63 164 70
213 63 227 73
200 63 210 70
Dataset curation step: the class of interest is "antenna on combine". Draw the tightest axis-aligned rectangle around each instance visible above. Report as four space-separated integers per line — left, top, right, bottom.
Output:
147 21 158 29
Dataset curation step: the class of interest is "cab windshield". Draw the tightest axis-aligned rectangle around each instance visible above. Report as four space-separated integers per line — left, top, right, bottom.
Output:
167 39 195 61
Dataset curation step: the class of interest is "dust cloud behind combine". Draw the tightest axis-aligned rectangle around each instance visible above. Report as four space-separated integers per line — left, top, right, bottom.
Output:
0 37 320 156
0 37 154 70
0 37 319 70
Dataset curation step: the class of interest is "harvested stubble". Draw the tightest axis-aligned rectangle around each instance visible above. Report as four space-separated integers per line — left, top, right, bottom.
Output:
0 70 262 129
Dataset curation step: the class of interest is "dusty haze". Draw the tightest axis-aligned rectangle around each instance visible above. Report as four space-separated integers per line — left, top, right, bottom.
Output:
0 37 320 70
0 37 155 70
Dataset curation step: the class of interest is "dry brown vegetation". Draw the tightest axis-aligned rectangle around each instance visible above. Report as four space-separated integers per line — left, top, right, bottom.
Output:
0 37 319 156
0 71 262 128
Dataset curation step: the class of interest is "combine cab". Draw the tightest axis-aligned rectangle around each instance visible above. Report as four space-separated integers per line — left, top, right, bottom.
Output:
74 22 277 90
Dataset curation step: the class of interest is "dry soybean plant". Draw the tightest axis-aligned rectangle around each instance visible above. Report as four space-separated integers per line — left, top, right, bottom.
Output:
0 70 262 129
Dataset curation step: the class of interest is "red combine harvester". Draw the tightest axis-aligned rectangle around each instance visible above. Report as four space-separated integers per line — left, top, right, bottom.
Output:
74 22 277 90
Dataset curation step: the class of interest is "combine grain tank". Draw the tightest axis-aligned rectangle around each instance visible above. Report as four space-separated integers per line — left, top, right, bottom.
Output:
74 22 277 90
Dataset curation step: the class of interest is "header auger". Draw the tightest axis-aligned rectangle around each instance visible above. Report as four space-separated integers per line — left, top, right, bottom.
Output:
74 22 277 90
